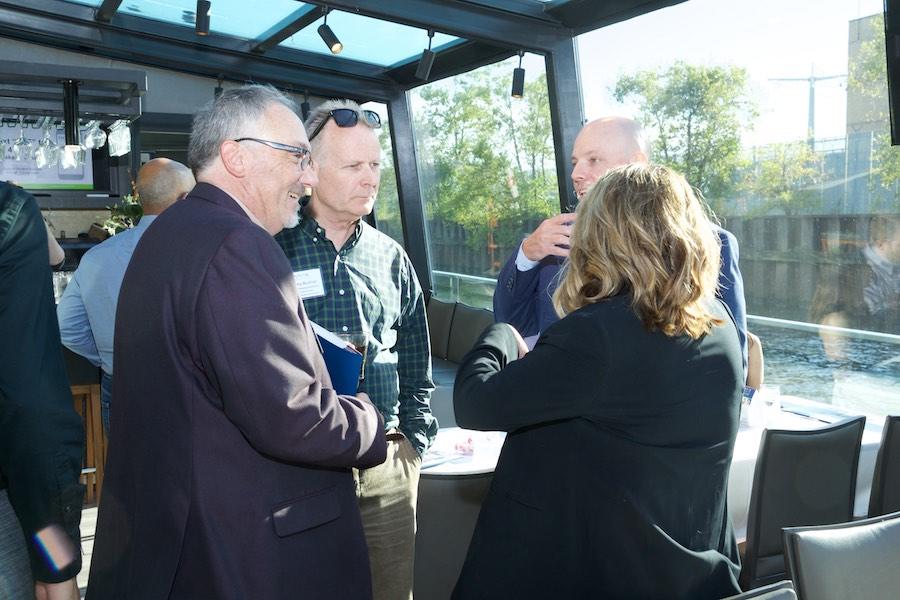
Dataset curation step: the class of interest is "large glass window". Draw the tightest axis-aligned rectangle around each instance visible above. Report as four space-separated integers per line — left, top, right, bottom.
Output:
576 0 897 416
410 53 559 307
363 102 405 249
411 0 898 416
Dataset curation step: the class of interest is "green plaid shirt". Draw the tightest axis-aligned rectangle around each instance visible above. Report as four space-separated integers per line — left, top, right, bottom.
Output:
275 211 436 456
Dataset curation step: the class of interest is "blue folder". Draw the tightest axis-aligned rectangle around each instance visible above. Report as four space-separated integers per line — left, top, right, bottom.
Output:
310 321 363 396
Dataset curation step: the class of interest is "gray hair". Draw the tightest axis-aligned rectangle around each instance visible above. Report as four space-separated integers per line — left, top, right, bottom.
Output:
188 84 299 172
304 98 377 157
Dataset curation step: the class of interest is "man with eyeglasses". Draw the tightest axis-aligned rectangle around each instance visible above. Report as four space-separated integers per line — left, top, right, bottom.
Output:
277 99 436 600
87 86 387 600
493 116 747 366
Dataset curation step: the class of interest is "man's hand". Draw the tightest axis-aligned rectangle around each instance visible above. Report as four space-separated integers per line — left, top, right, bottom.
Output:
502 324 530 360
34 579 79 600
521 213 575 262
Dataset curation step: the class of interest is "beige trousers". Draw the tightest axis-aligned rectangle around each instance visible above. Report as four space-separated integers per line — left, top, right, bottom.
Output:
354 433 421 600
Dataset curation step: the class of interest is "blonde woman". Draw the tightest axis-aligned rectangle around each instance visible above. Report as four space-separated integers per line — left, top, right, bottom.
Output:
452 164 743 599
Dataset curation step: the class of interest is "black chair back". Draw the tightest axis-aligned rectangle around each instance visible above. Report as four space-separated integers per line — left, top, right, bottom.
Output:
868 415 900 517
739 416 865 590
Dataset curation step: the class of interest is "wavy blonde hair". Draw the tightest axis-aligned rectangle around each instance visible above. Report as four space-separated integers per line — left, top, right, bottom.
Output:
552 163 723 339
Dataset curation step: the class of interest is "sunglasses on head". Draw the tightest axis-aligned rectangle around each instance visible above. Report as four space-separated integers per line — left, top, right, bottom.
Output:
308 108 381 141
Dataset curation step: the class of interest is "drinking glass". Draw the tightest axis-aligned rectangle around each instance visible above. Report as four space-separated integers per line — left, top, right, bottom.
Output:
53 271 72 303
82 121 107 150
11 120 34 162
759 384 782 424
33 127 59 169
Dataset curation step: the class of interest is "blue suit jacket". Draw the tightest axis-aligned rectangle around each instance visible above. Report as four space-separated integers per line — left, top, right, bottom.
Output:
493 226 748 364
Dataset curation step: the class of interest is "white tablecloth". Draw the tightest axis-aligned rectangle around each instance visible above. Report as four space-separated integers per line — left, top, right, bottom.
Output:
728 407 882 540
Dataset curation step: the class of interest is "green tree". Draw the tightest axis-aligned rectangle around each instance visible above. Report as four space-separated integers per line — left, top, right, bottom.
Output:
847 13 900 194
745 141 824 215
613 62 757 209
412 61 558 269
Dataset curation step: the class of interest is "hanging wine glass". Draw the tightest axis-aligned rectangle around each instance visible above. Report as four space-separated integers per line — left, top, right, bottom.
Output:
11 116 34 162
82 120 108 150
34 123 59 169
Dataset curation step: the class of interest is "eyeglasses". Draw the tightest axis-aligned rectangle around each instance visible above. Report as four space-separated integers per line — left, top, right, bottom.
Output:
233 137 314 171
308 108 382 141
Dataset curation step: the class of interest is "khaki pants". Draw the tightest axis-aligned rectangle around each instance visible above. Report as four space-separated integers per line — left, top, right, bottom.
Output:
354 433 421 600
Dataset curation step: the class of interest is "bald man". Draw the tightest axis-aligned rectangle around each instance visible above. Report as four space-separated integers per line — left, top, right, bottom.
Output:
494 117 747 363
58 158 195 432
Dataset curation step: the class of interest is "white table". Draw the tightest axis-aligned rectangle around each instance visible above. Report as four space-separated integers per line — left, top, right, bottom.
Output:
415 429 503 599
420 409 883 543
421 427 506 475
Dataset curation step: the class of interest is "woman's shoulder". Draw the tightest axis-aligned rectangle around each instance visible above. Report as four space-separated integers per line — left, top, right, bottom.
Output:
547 294 635 337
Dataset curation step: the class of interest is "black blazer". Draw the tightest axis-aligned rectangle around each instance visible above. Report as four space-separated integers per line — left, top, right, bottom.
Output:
0 183 84 583
86 183 386 599
453 294 743 599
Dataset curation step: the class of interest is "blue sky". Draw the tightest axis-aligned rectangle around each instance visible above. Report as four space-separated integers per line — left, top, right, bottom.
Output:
570 0 884 146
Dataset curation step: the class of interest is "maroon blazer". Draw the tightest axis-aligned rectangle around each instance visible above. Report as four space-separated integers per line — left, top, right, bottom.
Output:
86 183 386 599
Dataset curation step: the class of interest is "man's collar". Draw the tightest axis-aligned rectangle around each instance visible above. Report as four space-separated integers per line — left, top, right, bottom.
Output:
299 208 363 247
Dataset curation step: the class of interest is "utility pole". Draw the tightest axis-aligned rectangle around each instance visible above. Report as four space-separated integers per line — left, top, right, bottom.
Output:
770 65 846 147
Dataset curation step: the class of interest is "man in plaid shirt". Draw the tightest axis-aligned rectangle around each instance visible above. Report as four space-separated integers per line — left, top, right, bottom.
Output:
276 99 436 600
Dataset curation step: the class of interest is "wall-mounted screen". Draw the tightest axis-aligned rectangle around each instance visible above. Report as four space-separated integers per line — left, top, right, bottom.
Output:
0 122 94 189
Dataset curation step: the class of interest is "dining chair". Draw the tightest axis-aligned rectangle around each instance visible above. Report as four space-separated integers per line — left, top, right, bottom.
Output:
782 510 900 600
868 415 900 517
738 416 865 590
721 580 795 599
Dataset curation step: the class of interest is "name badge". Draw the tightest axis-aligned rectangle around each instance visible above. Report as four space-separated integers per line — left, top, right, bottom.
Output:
293 268 326 299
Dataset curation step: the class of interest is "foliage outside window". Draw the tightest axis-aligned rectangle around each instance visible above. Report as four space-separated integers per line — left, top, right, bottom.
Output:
411 56 558 305
411 0 898 415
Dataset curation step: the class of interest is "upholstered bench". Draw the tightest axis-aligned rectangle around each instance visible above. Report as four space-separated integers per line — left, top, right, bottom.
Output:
426 298 495 428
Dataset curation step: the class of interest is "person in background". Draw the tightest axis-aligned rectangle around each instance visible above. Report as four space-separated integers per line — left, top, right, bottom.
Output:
276 99 435 600
57 158 195 433
492 116 748 367
45 220 65 268
1 181 84 600
862 214 900 334
454 164 743 599
86 86 386 599
746 332 765 391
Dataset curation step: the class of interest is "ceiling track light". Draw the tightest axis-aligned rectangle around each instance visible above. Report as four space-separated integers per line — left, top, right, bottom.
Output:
511 50 525 99
196 0 211 36
415 29 436 81
318 8 343 55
